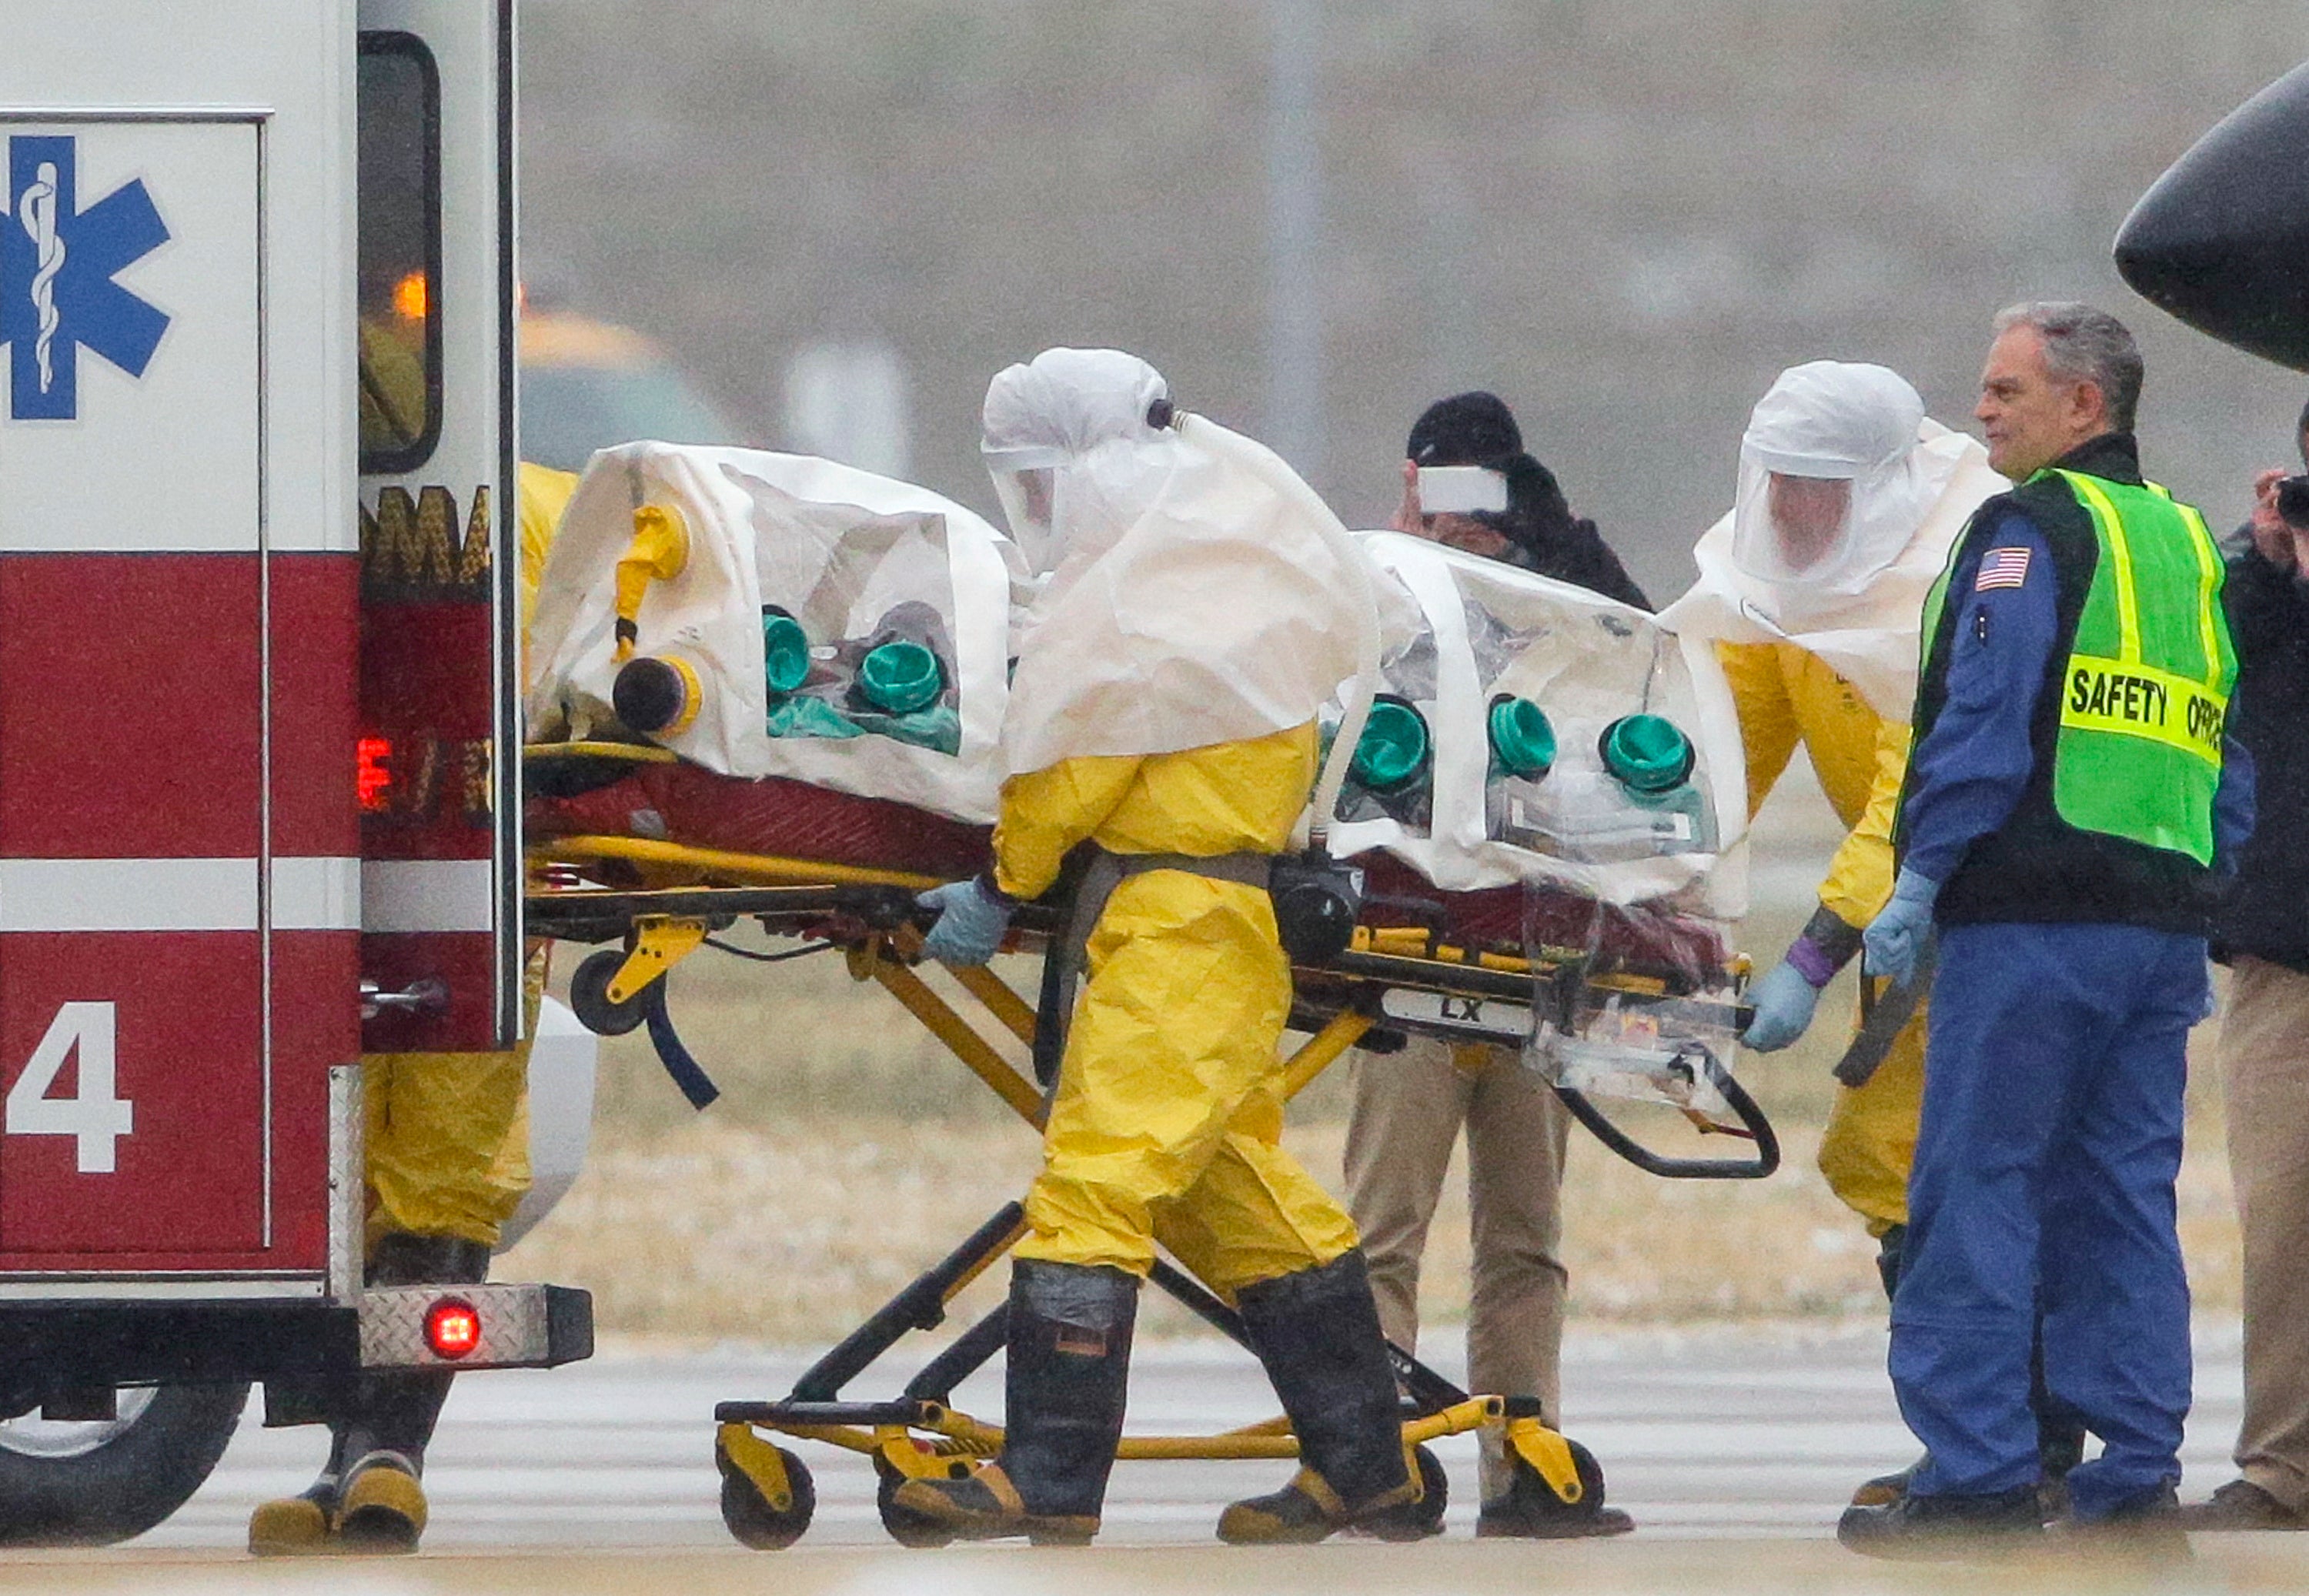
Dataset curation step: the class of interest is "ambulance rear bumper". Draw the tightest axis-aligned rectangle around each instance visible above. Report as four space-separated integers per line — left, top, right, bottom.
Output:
0 1283 590 1406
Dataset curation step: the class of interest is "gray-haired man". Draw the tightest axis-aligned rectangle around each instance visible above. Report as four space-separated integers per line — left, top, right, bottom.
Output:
1839 302 2254 1558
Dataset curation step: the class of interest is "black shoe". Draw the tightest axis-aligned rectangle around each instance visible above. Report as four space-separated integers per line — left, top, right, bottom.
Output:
2058 1482 2190 1560
894 1259 1138 1542
1220 1251 1416 1544
2174 1478 2308 1531
1851 1456 1921 1508
1837 1486 2043 1560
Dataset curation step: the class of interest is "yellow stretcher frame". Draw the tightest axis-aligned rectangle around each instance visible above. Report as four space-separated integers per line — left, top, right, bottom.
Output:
525 818 1774 1550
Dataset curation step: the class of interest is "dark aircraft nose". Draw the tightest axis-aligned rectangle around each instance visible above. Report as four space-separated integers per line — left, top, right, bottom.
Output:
2117 60 2309 372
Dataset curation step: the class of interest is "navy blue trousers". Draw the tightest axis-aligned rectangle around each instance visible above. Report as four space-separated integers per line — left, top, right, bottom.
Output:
1890 921 2204 1519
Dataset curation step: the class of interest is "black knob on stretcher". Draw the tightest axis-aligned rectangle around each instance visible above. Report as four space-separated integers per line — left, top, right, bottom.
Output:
613 655 693 736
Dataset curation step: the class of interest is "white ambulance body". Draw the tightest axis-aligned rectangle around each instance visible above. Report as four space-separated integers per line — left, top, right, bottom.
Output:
0 0 590 1543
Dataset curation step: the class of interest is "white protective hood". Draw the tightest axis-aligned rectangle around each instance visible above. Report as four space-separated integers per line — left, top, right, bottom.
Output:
1659 365 2007 719
988 349 1369 778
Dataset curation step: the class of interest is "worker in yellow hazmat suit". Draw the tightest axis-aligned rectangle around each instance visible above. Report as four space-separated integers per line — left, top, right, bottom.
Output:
896 349 1416 1546
1664 363 1998 1261
250 462 580 1558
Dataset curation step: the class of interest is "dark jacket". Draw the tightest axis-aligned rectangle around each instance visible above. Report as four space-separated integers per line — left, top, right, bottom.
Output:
2214 545 2309 970
1489 458 1651 608
1905 432 2227 935
1500 513 1652 609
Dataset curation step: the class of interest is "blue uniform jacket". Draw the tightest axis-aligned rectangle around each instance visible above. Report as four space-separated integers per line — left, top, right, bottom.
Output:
1901 506 2254 887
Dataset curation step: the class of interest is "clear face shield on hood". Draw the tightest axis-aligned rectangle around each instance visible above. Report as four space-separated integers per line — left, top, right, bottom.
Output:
981 348 1172 576
983 445 1066 576
1729 361 1935 608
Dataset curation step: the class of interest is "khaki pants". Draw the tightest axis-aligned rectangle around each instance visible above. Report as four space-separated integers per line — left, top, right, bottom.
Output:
1345 1037 1569 1498
2221 955 2309 1511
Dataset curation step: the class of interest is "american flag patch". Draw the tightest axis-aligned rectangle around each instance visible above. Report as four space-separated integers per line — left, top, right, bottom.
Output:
1976 546 2033 590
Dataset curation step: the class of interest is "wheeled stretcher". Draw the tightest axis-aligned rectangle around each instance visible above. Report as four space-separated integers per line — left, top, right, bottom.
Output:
524 744 1776 1550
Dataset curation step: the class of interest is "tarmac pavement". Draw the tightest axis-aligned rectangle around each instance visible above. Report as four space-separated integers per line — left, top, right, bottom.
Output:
4 1317 2290 1594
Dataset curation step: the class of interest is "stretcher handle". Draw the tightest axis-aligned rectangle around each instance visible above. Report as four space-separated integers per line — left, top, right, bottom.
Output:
1552 1048 1779 1180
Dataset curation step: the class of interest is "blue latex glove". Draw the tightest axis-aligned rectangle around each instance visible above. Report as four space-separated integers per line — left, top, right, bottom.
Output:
1862 867 1940 989
1741 958 1825 1053
917 874 1014 967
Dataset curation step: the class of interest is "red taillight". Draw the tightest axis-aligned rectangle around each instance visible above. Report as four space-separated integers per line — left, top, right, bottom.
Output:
425 1297 481 1360
357 736 393 813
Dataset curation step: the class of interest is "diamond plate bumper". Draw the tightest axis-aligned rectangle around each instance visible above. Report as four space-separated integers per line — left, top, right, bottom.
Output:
356 1282 592 1371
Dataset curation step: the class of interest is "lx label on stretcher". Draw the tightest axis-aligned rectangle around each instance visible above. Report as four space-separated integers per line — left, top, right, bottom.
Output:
1378 987 1533 1045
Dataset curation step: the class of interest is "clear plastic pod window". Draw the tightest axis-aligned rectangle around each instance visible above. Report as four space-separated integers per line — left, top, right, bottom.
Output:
523 442 1014 823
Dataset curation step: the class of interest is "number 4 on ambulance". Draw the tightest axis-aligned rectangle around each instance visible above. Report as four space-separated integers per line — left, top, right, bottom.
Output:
4 1003 132 1174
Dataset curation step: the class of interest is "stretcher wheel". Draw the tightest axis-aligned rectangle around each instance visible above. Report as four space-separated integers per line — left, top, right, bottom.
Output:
1362 1443 1448 1540
568 949 650 1037
1514 1434 1608 1507
719 1443 814 1550
874 1457 958 1549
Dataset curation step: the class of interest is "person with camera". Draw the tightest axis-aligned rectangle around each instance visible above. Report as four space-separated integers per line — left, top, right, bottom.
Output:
2177 401 2309 1531
1338 392 1639 1539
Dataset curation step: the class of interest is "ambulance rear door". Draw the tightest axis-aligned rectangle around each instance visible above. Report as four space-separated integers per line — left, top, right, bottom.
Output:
355 0 522 1053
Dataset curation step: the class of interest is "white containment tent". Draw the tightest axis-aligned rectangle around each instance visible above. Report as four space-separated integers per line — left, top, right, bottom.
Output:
526 442 1018 823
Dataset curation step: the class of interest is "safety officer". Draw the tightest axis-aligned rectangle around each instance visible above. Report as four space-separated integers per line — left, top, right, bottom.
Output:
1663 364 2017 1505
1342 390 1641 1538
1839 302 2253 1556
249 462 579 1558
897 348 1419 1545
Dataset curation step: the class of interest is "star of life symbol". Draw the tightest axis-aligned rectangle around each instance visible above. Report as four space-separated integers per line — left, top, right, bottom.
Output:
0 135 171 421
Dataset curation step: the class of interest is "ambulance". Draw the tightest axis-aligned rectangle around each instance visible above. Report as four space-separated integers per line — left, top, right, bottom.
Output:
0 1 591 1543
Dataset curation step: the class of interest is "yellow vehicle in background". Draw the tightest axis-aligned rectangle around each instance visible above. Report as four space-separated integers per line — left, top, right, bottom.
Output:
518 302 748 472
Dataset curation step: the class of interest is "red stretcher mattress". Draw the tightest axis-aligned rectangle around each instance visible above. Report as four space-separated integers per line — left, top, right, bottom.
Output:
527 759 1726 977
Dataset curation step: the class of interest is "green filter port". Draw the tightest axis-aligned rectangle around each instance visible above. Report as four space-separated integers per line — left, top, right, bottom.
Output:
1599 713 1694 793
1351 697 1432 792
858 639 945 713
1488 696 1556 780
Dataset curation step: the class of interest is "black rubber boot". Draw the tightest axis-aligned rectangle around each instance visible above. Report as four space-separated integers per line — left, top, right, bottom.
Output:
893 1260 1138 1544
2028 1331 2087 1523
1218 1251 1418 1544
336 1232 493 1554
247 1425 351 1556
1875 1224 1906 1305
1838 1486 2044 1559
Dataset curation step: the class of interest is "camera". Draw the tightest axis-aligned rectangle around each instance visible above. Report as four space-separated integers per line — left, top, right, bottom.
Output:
2277 473 2309 530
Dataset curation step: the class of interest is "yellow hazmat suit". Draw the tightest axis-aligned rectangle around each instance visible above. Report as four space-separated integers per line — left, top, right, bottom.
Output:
1663 365 2001 1240
995 722 1359 1294
897 347 1415 1544
362 462 579 1248
1719 642 1922 1235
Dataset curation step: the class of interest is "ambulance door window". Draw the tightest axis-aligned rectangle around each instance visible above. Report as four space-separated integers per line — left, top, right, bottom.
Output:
357 32 443 473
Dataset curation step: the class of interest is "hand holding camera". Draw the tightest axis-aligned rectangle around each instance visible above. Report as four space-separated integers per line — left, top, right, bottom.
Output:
2250 466 2309 573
